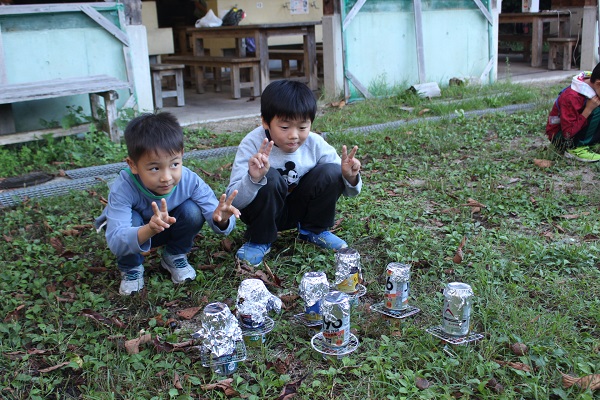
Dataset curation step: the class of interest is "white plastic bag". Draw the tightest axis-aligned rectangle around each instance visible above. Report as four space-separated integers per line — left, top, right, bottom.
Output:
195 9 222 28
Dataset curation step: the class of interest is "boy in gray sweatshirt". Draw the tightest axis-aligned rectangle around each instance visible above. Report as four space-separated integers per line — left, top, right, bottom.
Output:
226 80 362 265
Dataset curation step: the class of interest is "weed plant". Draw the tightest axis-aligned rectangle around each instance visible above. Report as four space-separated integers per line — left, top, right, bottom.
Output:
0 81 599 399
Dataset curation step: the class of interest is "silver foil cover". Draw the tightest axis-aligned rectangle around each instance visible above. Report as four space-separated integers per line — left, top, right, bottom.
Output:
443 282 474 308
236 278 282 326
334 247 362 285
387 262 411 283
192 302 242 357
321 290 350 323
298 271 330 307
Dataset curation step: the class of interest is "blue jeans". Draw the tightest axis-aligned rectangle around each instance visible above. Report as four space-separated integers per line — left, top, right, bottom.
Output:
117 200 205 272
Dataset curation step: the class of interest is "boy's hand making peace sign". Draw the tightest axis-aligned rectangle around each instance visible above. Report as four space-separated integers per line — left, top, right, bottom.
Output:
213 190 241 229
341 145 361 186
248 138 274 183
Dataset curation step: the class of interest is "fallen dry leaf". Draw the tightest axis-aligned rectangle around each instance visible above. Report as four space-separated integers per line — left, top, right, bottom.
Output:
124 334 153 354
49 237 64 255
453 236 467 264
4 304 25 322
415 377 431 390
495 360 532 373
533 158 553 168
277 375 306 400
173 371 183 390
510 342 528 356
39 361 71 373
80 308 126 328
418 108 431 115
201 378 239 397
177 306 201 320
221 238 234 252
560 371 600 390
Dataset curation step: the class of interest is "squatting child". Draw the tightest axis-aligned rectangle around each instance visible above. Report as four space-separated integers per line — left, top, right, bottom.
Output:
546 62 600 162
226 80 362 265
96 112 240 295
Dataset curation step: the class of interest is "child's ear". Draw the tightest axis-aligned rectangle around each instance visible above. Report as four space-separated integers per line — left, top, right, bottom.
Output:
126 157 138 174
261 117 269 130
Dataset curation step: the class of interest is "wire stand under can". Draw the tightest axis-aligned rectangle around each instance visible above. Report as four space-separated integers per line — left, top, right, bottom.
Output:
311 332 359 359
425 326 484 345
370 303 420 319
293 312 323 327
199 340 247 370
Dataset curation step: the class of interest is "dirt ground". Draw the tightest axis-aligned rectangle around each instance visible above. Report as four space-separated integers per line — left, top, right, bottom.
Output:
189 116 263 135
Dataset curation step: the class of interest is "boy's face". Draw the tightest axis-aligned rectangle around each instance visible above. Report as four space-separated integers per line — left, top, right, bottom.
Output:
127 149 183 196
263 115 311 153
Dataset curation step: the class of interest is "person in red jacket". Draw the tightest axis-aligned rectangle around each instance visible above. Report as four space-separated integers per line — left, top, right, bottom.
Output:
546 63 600 162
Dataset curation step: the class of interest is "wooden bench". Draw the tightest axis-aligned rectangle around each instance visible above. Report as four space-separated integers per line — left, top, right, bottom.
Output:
163 55 260 99
547 37 578 70
0 75 131 145
150 64 185 108
268 49 324 78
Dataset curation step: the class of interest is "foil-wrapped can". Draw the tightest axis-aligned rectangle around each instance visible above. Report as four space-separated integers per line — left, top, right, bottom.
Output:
299 271 330 322
321 290 351 348
236 278 282 328
384 263 411 310
442 282 474 336
192 302 242 358
334 248 362 294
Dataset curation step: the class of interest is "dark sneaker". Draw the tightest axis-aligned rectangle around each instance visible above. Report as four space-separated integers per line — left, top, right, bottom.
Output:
298 228 348 250
236 242 271 266
565 146 600 162
119 265 145 296
160 251 196 284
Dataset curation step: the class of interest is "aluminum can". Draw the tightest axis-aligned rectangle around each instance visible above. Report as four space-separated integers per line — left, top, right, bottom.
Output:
298 271 329 322
212 352 238 375
321 291 351 348
334 248 361 294
442 282 473 336
384 263 410 310
305 299 322 322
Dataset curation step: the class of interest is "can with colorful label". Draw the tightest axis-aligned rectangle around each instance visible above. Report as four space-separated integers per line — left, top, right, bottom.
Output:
305 299 322 322
442 282 473 337
321 291 351 348
334 248 361 294
212 352 238 375
384 263 411 310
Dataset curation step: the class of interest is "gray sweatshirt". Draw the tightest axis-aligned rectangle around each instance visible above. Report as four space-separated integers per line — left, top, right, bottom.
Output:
226 126 362 209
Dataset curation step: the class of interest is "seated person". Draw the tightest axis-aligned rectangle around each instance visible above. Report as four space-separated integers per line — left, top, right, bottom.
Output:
546 63 600 162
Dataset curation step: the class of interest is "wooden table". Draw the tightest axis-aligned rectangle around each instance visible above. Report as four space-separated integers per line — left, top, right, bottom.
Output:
186 21 321 92
499 11 571 68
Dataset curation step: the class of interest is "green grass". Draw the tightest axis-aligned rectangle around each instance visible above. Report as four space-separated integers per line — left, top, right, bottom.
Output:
1 80 599 399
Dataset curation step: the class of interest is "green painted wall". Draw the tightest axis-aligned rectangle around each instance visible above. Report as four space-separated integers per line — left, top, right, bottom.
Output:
0 6 130 131
342 0 491 100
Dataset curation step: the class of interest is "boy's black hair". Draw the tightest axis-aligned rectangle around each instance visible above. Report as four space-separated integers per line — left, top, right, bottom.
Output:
124 112 184 163
592 63 600 83
261 80 317 124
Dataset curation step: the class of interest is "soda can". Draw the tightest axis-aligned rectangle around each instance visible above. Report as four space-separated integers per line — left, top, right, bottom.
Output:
384 263 410 310
442 282 473 337
298 271 329 322
321 291 351 348
334 248 361 294
243 333 266 348
305 299 322 322
212 352 238 376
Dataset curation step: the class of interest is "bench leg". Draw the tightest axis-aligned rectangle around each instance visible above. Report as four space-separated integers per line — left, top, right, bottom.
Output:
282 60 291 78
91 91 120 143
563 43 573 70
251 64 260 97
231 65 241 99
548 44 558 70
194 66 205 94
214 68 222 93
152 70 164 109
175 69 185 107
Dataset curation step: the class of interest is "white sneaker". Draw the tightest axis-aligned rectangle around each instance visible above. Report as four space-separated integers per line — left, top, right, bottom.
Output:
119 265 145 296
160 250 196 284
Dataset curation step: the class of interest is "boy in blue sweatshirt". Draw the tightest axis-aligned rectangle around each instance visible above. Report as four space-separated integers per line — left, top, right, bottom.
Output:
226 80 362 265
96 112 240 295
